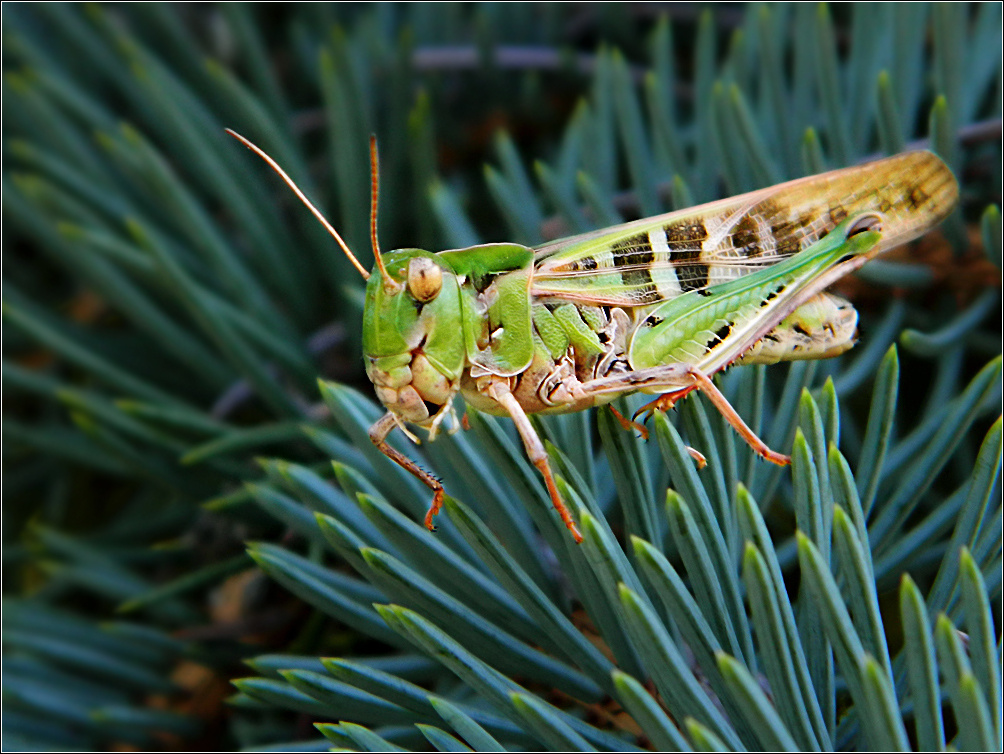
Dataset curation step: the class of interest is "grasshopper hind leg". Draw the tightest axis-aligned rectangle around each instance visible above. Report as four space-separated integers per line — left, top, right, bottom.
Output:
678 369 789 466
577 365 791 467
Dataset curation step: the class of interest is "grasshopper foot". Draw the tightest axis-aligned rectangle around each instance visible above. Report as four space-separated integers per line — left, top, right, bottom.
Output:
423 489 445 532
760 448 791 466
687 447 708 469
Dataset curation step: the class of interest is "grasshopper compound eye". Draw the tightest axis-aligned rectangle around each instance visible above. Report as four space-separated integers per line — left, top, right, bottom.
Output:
407 257 443 302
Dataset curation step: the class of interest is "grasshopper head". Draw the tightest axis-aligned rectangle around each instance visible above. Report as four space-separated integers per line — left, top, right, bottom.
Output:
363 249 467 433
224 130 466 435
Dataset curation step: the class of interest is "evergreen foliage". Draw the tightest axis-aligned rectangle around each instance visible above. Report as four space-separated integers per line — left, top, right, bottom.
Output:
3 4 1001 750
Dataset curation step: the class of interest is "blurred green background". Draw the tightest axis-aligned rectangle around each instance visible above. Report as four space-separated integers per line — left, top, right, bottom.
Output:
3 4 1001 751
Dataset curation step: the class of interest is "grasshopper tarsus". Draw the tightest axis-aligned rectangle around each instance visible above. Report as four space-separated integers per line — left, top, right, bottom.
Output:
762 449 792 467
423 490 445 532
687 447 708 469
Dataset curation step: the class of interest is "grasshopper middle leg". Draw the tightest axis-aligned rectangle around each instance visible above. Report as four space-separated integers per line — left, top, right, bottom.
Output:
493 388 584 543
478 377 584 543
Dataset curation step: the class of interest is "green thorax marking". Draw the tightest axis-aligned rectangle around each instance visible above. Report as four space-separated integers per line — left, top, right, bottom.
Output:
437 243 535 376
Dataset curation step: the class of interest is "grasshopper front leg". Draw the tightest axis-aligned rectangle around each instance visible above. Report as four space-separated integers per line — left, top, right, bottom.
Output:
369 412 446 531
371 401 584 542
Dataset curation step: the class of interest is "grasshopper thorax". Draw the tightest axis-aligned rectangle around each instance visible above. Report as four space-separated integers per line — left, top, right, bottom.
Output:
362 249 467 433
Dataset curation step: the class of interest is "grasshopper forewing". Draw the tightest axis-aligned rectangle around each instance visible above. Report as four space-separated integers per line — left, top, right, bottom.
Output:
228 129 958 543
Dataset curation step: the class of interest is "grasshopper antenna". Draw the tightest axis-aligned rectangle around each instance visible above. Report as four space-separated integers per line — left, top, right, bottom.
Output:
368 134 401 293
225 128 370 280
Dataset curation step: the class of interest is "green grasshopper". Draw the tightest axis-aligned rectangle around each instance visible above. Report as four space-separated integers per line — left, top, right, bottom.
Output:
228 130 958 542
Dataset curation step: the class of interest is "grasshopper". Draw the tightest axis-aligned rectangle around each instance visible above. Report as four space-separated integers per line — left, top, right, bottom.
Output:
228 130 958 542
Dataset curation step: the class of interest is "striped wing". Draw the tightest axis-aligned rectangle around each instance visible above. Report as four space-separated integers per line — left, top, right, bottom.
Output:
530 151 957 306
